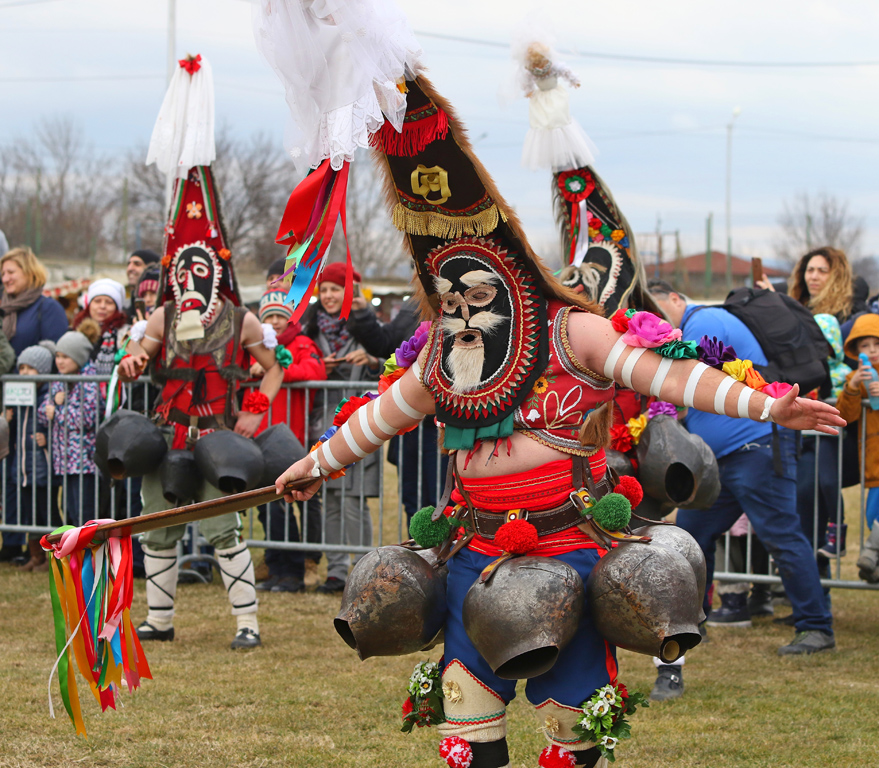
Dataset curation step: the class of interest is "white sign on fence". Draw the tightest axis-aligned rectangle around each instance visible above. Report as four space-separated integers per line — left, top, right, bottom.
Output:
3 381 36 407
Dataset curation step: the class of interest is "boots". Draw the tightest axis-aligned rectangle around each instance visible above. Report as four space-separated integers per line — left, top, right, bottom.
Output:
857 521 879 584
136 546 178 641
18 540 47 572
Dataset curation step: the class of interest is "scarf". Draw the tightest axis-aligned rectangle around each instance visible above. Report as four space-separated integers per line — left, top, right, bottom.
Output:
276 320 303 348
1 287 44 341
315 308 350 356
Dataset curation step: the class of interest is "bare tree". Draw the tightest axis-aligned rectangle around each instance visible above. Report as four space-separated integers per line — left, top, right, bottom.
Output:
775 192 864 265
122 124 297 270
328 149 409 279
0 116 117 261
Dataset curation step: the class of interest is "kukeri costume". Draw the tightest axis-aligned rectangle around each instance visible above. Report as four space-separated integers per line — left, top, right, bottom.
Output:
253 6 808 767
131 54 281 650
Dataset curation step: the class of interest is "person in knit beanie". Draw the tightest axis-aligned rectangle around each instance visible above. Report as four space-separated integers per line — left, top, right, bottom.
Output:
6 340 56 571
252 289 326 592
38 331 102 529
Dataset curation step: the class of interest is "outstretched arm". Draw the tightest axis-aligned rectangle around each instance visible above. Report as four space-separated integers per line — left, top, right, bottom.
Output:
569 312 845 434
275 350 436 502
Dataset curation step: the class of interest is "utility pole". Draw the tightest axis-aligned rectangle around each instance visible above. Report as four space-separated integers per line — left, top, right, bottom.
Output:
806 213 813 250
705 213 713 298
725 107 741 293
34 168 42 256
121 177 129 256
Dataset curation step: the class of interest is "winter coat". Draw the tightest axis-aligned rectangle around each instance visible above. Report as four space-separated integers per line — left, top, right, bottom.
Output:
255 323 327 445
836 366 879 488
38 362 102 475
7 384 50 487
346 298 421 359
7 295 69 356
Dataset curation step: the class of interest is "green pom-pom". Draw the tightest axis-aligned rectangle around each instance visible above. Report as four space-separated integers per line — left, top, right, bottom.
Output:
409 506 450 548
591 493 632 531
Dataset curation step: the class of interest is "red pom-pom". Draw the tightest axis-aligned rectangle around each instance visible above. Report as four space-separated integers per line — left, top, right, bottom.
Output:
494 518 539 554
539 745 576 768
401 697 413 718
241 390 270 414
614 475 644 508
609 423 633 453
439 736 473 768
610 309 630 333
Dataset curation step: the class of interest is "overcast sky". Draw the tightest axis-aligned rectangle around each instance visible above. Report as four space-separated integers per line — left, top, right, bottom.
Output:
2 0 878 269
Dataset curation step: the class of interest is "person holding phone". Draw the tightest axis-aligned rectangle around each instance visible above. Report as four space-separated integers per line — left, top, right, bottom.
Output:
300 263 383 593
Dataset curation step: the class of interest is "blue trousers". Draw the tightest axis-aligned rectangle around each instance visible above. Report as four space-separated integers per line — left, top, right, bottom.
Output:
444 547 617 708
257 499 305 579
676 431 833 635
796 435 844 549
866 488 879 530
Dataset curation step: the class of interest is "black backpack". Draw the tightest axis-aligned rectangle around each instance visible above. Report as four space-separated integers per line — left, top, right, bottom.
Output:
716 287 832 396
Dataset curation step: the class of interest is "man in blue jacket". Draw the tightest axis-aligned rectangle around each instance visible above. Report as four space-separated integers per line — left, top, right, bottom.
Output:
646 279 835 700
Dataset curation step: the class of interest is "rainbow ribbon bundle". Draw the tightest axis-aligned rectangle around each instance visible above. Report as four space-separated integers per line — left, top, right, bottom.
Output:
40 522 151 737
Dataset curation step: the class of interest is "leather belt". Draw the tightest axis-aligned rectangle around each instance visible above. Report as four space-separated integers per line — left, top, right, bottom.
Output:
472 500 583 539
166 408 223 431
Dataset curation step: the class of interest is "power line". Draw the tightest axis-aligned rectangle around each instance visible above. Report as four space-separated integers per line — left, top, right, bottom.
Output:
0 0 61 8
415 30 879 69
0 73 163 83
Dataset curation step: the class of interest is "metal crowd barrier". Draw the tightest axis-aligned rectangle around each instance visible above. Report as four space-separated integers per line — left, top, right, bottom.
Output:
0 372 875 593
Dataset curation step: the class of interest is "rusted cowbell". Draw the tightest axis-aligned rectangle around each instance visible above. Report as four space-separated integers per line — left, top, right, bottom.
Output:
631 524 707 614
463 557 584 680
636 414 720 510
586 532 703 663
95 409 168 480
334 546 447 660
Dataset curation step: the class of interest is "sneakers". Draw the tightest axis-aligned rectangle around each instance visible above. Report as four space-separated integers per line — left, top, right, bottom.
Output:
706 591 752 628
818 523 847 558
231 627 262 650
272 576 305 593
256 575 282 592
650 665 684 702
747 585 774 617
136 621 175 642
777 630 835 656
316 576 346 594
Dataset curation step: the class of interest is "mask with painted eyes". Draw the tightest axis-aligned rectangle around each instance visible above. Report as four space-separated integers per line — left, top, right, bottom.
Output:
169 242 222 340
424 236 548 429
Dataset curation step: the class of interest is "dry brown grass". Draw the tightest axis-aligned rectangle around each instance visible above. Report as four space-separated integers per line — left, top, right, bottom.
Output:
2 487 878 767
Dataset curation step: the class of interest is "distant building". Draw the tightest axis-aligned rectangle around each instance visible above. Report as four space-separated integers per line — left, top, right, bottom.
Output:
655 251 788 297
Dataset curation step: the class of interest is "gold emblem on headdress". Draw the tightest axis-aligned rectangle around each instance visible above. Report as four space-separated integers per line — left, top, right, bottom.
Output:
411 164 451 205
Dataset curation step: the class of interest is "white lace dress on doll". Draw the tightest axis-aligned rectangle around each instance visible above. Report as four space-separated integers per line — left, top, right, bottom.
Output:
521 63 597 173
253 0 422 170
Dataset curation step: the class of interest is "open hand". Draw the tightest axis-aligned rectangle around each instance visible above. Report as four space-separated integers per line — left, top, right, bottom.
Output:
45 405 55 421
233 410 263 438
769 384 846 435
119 353 148 382
54 391 65 406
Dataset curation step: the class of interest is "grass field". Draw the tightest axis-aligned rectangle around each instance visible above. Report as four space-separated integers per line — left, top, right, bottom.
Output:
2 489 878 768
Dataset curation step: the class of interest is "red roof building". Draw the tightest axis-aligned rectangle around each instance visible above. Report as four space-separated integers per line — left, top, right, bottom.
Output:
654 251 788 297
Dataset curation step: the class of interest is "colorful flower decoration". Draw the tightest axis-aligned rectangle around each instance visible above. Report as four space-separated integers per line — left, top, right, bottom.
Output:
763 381 793 399
611 229 625 242
557 169 595 203
744 367 768 391
722 358 754 381
395 320 431 367
626 414 647 444
646 400 678 420
186 202 203 219
610 423 633 453
656 339 699 360
622 311 682 349
573 682 649 763
402 661 445 733
697 335 738 369
178 53 202 75
274 346 293 369
532 376 550 395
218 248 231 261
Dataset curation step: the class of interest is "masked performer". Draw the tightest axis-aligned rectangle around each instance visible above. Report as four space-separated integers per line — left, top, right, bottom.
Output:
260 52 843 764
119 55 283 650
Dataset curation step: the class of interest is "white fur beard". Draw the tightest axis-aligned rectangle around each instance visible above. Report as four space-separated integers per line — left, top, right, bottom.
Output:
446 344 485 394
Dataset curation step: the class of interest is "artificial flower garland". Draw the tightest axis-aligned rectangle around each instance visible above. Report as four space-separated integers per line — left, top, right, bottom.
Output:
608 309 794 452
572 682 649 763
401 660 445 733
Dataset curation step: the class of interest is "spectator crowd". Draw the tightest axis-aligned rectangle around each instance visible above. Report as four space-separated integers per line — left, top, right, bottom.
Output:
1 241 878 671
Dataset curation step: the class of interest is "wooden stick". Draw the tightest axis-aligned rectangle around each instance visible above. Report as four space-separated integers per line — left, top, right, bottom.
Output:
44 478 318 544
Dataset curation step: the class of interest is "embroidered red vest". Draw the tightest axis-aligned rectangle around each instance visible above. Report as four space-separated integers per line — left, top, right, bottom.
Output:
513 300 615 459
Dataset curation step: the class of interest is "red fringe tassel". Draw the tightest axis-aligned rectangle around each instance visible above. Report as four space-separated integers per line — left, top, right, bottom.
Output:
372 109 450 157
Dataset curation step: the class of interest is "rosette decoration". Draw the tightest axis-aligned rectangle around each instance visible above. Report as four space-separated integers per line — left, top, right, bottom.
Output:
572 682 649 763
40 523 152 736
